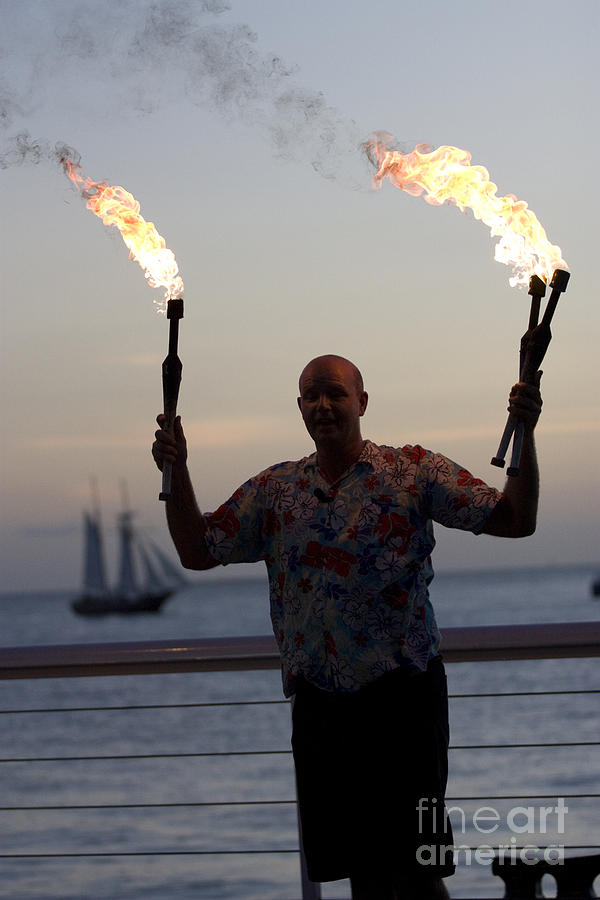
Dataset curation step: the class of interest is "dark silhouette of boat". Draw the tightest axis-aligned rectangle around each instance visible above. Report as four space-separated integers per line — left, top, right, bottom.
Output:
72 492 185 616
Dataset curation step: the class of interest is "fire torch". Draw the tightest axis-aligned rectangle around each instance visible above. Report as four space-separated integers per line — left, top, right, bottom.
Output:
59 154 186 500
491 269 570 475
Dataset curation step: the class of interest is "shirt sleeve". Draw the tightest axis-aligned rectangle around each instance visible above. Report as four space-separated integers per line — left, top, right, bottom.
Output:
417 449 502 534
203 474 267 565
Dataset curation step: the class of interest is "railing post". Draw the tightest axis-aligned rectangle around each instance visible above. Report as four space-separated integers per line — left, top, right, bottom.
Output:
554 853 600 898
491 856 544 897
492 854 600 899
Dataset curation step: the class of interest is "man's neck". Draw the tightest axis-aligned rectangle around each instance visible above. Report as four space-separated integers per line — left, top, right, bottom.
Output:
316 438 366 484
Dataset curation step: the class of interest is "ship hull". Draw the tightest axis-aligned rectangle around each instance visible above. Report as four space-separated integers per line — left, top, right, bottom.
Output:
71 591 171 616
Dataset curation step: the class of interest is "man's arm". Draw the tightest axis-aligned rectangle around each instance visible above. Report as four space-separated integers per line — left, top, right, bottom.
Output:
152 415 219 570
482 377 542 538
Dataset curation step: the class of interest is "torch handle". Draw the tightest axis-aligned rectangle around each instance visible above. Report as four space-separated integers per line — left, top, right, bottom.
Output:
507 420 525 477
491 276 546 475
159 299 184 502
158 363 182 501
491 269 569 476
160 461 173 501
505 322 550 476
491 414 516 469
159 392 178 500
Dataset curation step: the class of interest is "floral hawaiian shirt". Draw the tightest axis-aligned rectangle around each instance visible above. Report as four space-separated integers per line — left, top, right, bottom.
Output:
204 440 501 696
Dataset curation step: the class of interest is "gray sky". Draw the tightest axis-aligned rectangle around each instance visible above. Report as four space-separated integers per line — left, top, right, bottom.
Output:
1 0 598 591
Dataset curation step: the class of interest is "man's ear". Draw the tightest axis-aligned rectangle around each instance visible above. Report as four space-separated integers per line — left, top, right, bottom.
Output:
359 391 368 416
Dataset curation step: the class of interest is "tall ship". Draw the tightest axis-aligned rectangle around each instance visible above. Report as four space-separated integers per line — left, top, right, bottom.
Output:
72 488 185 616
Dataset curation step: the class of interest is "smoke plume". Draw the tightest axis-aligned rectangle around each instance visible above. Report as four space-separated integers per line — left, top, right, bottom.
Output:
1 0 369 188
0 132 81 171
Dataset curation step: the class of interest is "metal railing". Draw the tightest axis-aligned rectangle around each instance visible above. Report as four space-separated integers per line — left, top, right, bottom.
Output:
0 621 599 900
1 621 599 679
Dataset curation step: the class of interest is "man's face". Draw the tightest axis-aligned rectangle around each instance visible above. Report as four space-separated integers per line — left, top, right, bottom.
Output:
297 359 368 449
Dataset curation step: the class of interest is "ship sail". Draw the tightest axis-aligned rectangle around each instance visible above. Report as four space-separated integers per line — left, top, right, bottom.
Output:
145 539 187 588
81 512 109 598
116 511 138 601
138 541 170 596
72 487 183 616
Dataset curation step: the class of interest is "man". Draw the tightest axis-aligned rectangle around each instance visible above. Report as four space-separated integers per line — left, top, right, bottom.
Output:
152 354 542 900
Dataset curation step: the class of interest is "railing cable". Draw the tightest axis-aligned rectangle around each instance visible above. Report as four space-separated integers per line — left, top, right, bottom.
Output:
450 688 600 698
0 749 292 763
0 699 289 715
0 688 598 716
2 740 597 765
0 844 598 859
450 741 598 749
1 800 297 810
2 792 598 811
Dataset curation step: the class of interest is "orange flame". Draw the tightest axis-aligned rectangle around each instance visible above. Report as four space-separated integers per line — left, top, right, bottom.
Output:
62 157 183 309
366 134 568 288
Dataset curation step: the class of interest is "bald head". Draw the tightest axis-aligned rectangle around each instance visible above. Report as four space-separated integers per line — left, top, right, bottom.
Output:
299 355 364 397
297 354 368 460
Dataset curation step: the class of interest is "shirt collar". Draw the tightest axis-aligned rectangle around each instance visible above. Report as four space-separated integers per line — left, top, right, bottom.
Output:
301 439 380 475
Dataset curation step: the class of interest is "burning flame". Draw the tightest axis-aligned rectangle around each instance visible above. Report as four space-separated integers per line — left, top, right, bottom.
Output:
365 134 568 288
61 155 183 309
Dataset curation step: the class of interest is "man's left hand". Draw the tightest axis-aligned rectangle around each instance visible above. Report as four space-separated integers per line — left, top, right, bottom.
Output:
508 372 543 431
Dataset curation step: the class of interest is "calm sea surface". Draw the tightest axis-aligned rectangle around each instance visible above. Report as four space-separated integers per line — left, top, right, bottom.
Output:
0 564 598 899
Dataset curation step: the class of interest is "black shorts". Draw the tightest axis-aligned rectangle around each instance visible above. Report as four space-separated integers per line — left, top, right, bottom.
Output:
291 657 455 883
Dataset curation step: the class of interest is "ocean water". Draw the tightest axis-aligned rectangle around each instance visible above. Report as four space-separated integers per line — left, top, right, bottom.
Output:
0 564 598 900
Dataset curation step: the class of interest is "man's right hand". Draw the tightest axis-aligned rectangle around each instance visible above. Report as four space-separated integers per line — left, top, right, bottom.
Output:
151 416 216 571
152 415 187 471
